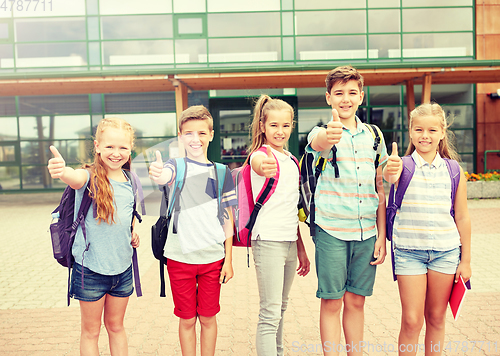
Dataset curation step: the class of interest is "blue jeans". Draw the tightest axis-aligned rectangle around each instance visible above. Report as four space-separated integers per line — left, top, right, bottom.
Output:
252 240 297 356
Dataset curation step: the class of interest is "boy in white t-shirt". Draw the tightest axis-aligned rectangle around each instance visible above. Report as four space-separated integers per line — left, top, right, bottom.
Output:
149 105 236 356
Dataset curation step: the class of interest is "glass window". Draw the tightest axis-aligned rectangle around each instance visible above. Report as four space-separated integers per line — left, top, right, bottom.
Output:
87 17 100 41
208 13 280 37
282 37 294 61
282 12 294 36
15 43 87 68
13 0 86 17
369 86 401 106
0 167 20 190
50 139 93 165
104 92 176 113
101 15 172 40
19 115 91 140
295 11 366 35
370 107 403 130
178 18 203 35
403 8 473 32
297 108 331 133
368 0 400 7
90 94 102 114
403 0 472 7
102 40 174 65
443 105 474 129
368 9 400 33
297 88 328 108
296 35 367 60
295 0 366 9
88 42 100 66
18 95 89 115
106 113 177 137
15 18 86 42
22 162 60 189
0 117 18 138
451 129 474 153
207 38 281 63
207 0 280 12
86 0 99 15
0 44 13 69
430 84 474 104
0 22 9 40
368 34 400 59
282 0 293 10
0 97 16 116
175 39 207 64
401 33 473 58
174 0 206 13
99 0 172 15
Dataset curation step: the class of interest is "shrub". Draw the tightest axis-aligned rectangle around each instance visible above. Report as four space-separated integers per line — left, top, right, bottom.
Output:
465 171 500 182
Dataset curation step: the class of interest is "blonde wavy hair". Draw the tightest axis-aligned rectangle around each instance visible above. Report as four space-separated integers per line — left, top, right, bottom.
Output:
84 117 135 224
405 103 459 161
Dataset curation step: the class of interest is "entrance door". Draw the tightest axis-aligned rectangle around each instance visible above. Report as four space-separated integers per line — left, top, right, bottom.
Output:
209 96 298 169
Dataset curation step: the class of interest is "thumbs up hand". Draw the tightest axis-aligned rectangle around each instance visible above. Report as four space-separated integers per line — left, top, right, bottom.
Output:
325 109 343 146
149 150 164 183
385 142 402 183
260 146 278 178
47 145 66 179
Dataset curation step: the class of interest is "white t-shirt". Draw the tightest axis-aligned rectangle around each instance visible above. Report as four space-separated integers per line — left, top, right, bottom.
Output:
249 145 299 241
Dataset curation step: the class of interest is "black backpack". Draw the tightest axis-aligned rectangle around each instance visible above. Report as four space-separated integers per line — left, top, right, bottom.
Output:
298 123 382 237
49 170 145 305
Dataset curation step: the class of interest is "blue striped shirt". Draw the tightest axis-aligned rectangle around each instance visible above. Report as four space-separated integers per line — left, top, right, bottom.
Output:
306 117 388 241
393 151 461 251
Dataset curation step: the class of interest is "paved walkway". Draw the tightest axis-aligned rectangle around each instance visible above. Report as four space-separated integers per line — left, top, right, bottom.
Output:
0 193 499 356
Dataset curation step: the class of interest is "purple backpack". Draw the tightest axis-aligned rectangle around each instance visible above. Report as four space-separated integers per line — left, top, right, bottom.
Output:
50 170 145 305
386 156 460 280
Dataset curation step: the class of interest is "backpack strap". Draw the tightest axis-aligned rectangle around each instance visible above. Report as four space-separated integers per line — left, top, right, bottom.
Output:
212 162 228 225
364 123 382 169
124 169 143 298
394 156 416 209
244 146 280 233
443 158 461 217
387 155 415 282
67 183 92 305
170 158 188 234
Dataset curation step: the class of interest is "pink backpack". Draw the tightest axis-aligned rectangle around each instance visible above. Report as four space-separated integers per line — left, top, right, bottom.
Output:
231 147 299 252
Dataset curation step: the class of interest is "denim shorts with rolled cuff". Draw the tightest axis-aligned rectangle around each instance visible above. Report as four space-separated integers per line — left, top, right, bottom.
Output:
70 263 134 302
394 247 460 276
313 226 377 300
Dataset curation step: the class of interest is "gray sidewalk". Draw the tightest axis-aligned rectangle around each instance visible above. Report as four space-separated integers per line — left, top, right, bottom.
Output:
0 193 499 355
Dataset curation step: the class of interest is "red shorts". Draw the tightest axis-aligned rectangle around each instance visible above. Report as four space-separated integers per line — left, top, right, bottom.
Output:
166 258 224 319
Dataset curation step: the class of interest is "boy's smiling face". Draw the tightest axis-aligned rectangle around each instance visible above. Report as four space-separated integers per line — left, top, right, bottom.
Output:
179 119 214 162
325 80 364 122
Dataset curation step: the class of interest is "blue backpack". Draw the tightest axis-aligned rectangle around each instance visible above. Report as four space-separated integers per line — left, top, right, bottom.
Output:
386 155 461 280
50 170 145 305
151 158 227 297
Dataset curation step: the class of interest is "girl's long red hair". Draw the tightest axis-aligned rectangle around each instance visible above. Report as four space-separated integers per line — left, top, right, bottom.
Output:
84 117 135 224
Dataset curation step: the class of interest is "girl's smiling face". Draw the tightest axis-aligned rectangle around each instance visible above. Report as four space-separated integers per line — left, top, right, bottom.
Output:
410 115 445 160
94 127 132 173
260 109 292 153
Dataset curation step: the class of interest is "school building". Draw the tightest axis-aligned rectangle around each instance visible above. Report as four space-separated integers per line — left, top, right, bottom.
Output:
0 0 499 192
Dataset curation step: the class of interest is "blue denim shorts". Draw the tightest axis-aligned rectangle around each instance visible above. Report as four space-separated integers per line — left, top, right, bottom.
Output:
70 263 134 302
394 247 460 276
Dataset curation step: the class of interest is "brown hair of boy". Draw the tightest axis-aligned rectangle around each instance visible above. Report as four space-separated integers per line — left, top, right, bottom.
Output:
178 105 214 132
325 65 364 94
